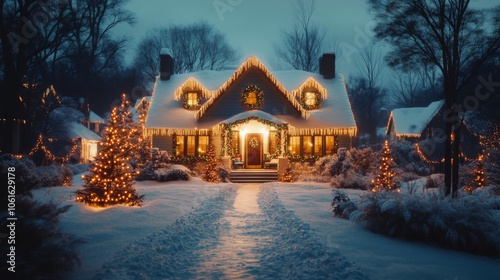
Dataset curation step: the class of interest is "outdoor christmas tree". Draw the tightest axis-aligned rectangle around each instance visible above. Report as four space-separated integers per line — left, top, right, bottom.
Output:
279 166 294 182
465 155 485 193
76 94 144 207
202 138 219 183
131 100 151 169
372 140 397 192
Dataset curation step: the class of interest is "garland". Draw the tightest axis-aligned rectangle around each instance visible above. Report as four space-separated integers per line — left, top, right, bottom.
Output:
241 85 264 110
288 155 319 162
226 130 234 157
183 93 201 110
172 133 178 156
249 137 259 148
300 91 321 110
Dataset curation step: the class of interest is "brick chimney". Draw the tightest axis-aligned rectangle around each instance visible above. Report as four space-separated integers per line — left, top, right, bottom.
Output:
160 48 174 80
319 53 335 79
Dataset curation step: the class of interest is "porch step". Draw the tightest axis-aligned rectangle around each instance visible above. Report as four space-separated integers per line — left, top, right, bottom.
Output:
229 169 278 183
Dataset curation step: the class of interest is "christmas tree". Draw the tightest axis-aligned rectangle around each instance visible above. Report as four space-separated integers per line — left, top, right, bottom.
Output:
202 138 219 183
465 155 485 193
131 99 151 169
76 94 144 207
372 141 397 192
279 167 294 182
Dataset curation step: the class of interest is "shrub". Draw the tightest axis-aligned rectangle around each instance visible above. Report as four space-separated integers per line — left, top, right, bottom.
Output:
218 166 230 182
33 165 73 187
136 162 157 181
350 191 500 256
425 174 444 189
156 169 190 182
331 170 371 190
331 190 358 218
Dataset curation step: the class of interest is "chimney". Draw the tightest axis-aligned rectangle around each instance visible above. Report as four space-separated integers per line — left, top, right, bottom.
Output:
319 53 335 79
160 48 174 80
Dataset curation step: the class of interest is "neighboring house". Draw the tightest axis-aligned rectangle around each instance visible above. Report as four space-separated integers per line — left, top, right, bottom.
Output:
68 122 101 162
144 51 357 169
386 100 480 161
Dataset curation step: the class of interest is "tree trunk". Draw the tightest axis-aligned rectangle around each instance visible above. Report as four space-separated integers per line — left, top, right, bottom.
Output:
452 125 461 197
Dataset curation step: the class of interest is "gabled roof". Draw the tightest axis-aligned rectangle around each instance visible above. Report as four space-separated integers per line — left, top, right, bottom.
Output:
69 122 101 141
387 100 444 137
89 111 105 123
146 56 356 135
220 110 287 125
134 96 151 110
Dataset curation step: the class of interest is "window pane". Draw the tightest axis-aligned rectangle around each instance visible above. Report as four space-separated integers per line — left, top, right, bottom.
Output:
269 131 277 155
198 136 209 156
176 136 184 156
305 92 317 106
325 136 335 156
187 92 198 106
247 92 257 105
186 136 196 156
303 136 312 156
231 131 239 155
289 136 300 155
314 136 323 156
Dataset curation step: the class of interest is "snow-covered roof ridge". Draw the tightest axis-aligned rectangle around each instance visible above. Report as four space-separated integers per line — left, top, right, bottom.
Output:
89 111 105 123
69 122 101 141
388 100 444 137
220 110 287 125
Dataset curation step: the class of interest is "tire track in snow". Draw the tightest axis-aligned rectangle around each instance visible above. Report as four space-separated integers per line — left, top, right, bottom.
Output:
92 184 238 279
257 184 367 280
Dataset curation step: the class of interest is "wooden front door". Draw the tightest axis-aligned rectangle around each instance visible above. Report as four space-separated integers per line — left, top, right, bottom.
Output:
246 133 262 169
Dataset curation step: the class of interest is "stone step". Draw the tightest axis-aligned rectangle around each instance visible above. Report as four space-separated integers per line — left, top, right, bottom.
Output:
229 169 278 183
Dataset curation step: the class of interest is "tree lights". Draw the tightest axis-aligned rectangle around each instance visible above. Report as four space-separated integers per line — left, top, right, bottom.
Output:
372 141 397 192
75 94 144 207
202 137 220 183
464 155 485 193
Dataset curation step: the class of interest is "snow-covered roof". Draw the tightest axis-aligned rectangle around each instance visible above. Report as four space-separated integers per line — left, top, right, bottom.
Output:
89 111 105 123
69 122 102 141
134 96 151 109
146 56 356 135
387 100 444 137
160 48 172 56
220 110 287 125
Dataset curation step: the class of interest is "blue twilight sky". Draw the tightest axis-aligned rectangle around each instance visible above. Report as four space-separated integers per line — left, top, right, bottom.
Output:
114 0 499 79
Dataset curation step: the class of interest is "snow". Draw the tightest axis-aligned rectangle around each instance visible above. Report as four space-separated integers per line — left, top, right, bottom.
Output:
32 177 499 279
160 47 172 56
220 110 287 125
146 56 356 130
89 111 105 123
68 122 102 141
388 100 444 137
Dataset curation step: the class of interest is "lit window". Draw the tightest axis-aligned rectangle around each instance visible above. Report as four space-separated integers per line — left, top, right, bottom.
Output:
198 136 209 156
231 132 239 155
304 92 317 106
176 136 185 156
314 136 323 156
186 136 196 156
246 92 257 105
303 136 312 156
269 131 278 155
289 136 300 155
187 92 198 106
325 136 335 155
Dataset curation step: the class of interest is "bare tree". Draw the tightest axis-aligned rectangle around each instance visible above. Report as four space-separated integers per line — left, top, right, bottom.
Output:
133 21 240 88
273 0 326 72
392 70 421 107
368 0 500 196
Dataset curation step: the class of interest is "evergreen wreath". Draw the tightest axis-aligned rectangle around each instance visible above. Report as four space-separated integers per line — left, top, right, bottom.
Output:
183 93 201 110
241 85 264 110
249 137 259 149
301 91 320 110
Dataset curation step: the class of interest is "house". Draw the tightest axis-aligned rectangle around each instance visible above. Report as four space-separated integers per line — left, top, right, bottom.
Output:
144 51 357 169
68 122 101 162
386 100 480 162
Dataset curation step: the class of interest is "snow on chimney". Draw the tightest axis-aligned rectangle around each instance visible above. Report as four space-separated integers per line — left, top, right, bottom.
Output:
160 48 174 80
319 53 335 79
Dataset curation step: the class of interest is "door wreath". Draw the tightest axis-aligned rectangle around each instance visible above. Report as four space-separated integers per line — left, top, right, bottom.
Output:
249 137 259 149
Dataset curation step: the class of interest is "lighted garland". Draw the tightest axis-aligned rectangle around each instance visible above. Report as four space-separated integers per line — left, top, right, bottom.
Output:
249 137 259 148
183 93 201 110
172 133 178 156
29 134 78 164
300 91 321 110
241 85 264 110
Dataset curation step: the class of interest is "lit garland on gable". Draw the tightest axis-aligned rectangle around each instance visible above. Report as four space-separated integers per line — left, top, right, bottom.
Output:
173 77 212 101
300 91 321 110
291 77 328 99
241 85 264 110
195 56 310 120
182 92 201 110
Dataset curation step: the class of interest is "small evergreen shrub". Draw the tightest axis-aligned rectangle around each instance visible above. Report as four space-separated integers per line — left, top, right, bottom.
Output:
331 170 371 190
218 166 230 182
425 174 444 189
331 190 358 218
156 169 190 182
136 162 158 181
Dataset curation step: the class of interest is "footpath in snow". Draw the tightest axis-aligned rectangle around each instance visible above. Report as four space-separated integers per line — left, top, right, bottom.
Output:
93 183 365 279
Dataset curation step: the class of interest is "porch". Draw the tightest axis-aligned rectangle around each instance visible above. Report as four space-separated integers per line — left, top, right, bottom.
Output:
229 169 278 183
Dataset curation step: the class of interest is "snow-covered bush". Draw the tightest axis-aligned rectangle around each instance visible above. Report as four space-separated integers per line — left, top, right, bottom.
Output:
136 161 157 181
156 168 190 182
391 141 430 176
292 161 330 182
326 151 350 177
0 197 82 279
331 190 358 218
425 174 445 190
67 163 89 175
330 170 371 190
218 165 230 182
350 191 500 256
348 147 380 175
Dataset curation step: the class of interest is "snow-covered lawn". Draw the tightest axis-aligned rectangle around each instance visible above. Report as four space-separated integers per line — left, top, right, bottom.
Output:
33 177 499 279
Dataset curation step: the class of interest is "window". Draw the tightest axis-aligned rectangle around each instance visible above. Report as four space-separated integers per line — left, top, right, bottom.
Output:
246 91 257 105
187 92 198 106
303 136 313 156
304 92 317 106
269 131 278 155
176 136 184 156
314 136 323 156
198 136 209 156
325 136 335 155
231 131 239 155
289 136 300 155
186 136 196 156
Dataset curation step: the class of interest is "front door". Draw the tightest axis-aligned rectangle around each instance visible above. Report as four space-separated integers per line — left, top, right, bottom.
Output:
246 133 262 169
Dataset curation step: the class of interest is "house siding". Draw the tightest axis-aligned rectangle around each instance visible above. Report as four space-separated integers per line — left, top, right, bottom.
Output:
338 135 352 149
152 135 172 153
200 67 302 121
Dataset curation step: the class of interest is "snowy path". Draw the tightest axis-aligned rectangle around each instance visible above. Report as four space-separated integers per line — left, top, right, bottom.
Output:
93 183 365 279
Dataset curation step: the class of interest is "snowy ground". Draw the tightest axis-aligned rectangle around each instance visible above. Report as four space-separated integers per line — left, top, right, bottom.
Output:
33 177 499 279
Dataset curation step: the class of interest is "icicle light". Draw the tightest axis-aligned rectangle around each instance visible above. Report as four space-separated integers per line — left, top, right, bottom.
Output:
291 77 328 100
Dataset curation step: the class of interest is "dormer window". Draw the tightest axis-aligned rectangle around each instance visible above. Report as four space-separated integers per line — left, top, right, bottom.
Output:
247 92 257 105
183 92 200 110
301 91 320 110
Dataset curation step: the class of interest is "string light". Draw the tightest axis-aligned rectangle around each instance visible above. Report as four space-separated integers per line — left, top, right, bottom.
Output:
372 140 397 192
